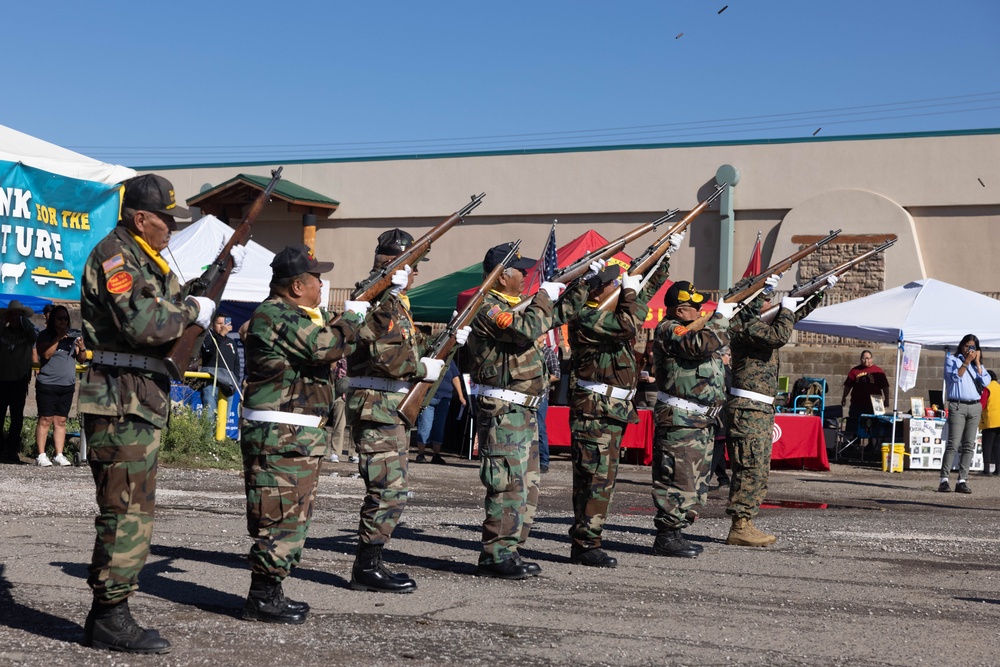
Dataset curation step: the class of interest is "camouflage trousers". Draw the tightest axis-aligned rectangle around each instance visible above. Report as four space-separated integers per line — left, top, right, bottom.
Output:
476 405 539 565
243 452 322 581
84 415 161 605
651 422 715 531
569 416 624 549
351 420 409 545
725 406 773 519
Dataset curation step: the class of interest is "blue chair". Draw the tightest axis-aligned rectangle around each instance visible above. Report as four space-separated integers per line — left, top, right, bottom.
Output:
792 377 827 421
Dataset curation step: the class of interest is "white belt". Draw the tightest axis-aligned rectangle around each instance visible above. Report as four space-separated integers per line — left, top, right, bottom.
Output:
349 377 413 394
243 409 322 428
92 350 168 376
473 384 543 409
657 391 722 418
730 387 775 405
577 379 636 401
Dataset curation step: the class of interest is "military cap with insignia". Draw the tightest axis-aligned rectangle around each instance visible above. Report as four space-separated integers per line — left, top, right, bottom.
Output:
482 242 536 274
122 174 191 220
665 280 705 308
271 244 334 280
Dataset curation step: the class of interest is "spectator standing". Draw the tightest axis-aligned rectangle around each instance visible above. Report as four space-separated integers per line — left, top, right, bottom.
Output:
940 334 990 494
327 357 349 462
416 360 460 464
34 304 88 466
0 300 38 463
710 346 732 487
979 370 1000 475
200 314 239 424
840 350 890 431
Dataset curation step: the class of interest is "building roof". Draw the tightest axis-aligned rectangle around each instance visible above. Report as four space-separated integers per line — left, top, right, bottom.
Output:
186 173 340 210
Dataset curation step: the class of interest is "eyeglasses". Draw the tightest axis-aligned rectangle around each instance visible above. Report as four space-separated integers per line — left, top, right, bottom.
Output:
676 289 704 304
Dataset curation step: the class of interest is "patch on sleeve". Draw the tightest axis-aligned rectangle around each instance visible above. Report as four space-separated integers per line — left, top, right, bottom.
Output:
106 271 134 294
387 320 394 333
101 254 125 273
486 305 502 320
673 325 689 337
495 312 513 329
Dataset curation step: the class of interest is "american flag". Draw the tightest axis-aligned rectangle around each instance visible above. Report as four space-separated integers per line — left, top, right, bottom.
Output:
542 222 558 281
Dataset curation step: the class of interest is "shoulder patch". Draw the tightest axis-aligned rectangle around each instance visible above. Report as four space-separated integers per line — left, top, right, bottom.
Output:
101 254 125 273
387 320 394 333
106 271 133 294
673 325 689 337
495 312 514 329
486 304 502 320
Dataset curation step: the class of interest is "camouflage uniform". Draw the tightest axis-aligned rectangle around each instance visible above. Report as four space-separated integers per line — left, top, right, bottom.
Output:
345 293 427 546
568 261 669 550
79 225 199 604
466 286 586 565
241 296 361 581
725 295 820 519
651 311 731 531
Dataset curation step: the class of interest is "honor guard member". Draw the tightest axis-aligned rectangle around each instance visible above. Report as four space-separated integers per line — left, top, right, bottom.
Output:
567 233 681 567
465 242 588 579
724 276 833 546
240 245 365 623
79 174 217 653
345 229 465 593
650 281 734 558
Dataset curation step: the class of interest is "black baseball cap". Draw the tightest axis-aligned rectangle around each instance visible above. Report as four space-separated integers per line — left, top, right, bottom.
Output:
665 280 706 308
483 243 536 274
271 244 334 280
122 174 191 219
375 229 417 256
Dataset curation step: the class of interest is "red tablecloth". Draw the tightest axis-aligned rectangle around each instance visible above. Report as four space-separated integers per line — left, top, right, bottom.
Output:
545 407 829 471
772 414 829 471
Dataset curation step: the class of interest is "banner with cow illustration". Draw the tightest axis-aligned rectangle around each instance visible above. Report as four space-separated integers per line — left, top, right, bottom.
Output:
0 160 122 300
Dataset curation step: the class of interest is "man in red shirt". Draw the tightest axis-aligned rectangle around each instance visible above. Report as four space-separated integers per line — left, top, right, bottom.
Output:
841 350 890 432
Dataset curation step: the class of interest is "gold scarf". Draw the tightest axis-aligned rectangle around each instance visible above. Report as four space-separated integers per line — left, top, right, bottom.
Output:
489 289 522 306
129 232 171 275
299 305 325 326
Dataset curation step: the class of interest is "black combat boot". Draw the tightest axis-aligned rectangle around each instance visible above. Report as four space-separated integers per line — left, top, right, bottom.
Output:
242 573 308 624
83 598 171 654
350 543 417 593
513 553 542 576
652 529 701 558
570 545 618 568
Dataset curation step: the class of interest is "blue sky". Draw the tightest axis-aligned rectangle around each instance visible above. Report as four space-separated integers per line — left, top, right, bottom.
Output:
4 1 998 167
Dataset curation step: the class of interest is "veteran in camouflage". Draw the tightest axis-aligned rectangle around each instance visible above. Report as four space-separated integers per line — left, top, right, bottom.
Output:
79 174 216 654
345 229 444 594
240 244 364 623
567 255 673 568
465 242 587 579
724 285 826 547
650 280 733 558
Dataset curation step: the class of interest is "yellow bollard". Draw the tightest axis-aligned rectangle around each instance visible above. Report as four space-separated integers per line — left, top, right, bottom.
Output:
215 395 228 441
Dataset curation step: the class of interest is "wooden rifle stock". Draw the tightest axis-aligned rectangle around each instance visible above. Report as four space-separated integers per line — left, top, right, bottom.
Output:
164 167 283 380
350 193 485 304
759 236 895 323
596 183 726 312
397 240 520 428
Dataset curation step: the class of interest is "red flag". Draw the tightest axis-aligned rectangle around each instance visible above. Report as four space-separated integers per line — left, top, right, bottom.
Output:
742 231 761 278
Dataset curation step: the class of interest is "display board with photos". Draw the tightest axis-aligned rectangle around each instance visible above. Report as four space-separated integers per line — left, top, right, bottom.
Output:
906 418 983 471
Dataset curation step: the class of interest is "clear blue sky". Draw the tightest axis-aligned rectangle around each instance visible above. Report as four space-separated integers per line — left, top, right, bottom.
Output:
4 0 998 167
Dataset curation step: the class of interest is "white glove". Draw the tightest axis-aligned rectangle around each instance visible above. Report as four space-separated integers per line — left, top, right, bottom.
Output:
230 244 248 272
390 265 412 294
826 274 839 288
781 296 804 312
714 300 737 319
187 296 215 329
668 231 686 254
621 273 641 293
540 281 566 300
454 325 471 347
344 300 370 317
588 258 606 274
764 274 781 289
420 357 445 382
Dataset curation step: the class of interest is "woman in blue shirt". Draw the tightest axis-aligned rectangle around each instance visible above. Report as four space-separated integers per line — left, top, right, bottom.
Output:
939 333 991 494
35 305 88 466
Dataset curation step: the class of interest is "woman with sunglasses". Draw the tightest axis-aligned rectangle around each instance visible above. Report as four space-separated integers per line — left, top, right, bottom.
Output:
34 305 88 466
940 334 990 493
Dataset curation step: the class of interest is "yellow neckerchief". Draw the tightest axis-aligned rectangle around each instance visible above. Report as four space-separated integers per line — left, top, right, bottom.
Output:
299 305 325 326
585 300 600 308
489 289 522 306
128 231 171 275
398 293 411 311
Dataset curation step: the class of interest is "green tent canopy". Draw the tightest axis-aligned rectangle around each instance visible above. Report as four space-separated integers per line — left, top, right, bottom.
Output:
408 262 484 322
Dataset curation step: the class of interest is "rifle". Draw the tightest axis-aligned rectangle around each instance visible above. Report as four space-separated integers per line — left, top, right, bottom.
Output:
759 236 895 323
397 240 522 428
164 167 283 380
684 229 842 332
512 207 680 312
596 183 726 312
350 193 485 304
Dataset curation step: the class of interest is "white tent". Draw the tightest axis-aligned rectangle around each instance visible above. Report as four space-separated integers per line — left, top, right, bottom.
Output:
0 123 135 185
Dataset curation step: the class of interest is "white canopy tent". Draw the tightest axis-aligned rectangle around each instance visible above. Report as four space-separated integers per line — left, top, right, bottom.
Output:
795 279 1000 445
0 123 135 185
165 215 329 307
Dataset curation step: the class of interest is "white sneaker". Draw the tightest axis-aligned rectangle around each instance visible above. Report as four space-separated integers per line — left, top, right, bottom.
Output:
36 453 53 467
53 453 72 466
328 453 340 463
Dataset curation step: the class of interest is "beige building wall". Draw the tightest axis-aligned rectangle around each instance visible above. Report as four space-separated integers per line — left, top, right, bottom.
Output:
150 130 1000 291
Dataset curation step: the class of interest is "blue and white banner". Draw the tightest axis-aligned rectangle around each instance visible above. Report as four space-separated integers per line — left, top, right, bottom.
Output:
0 159 122 300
